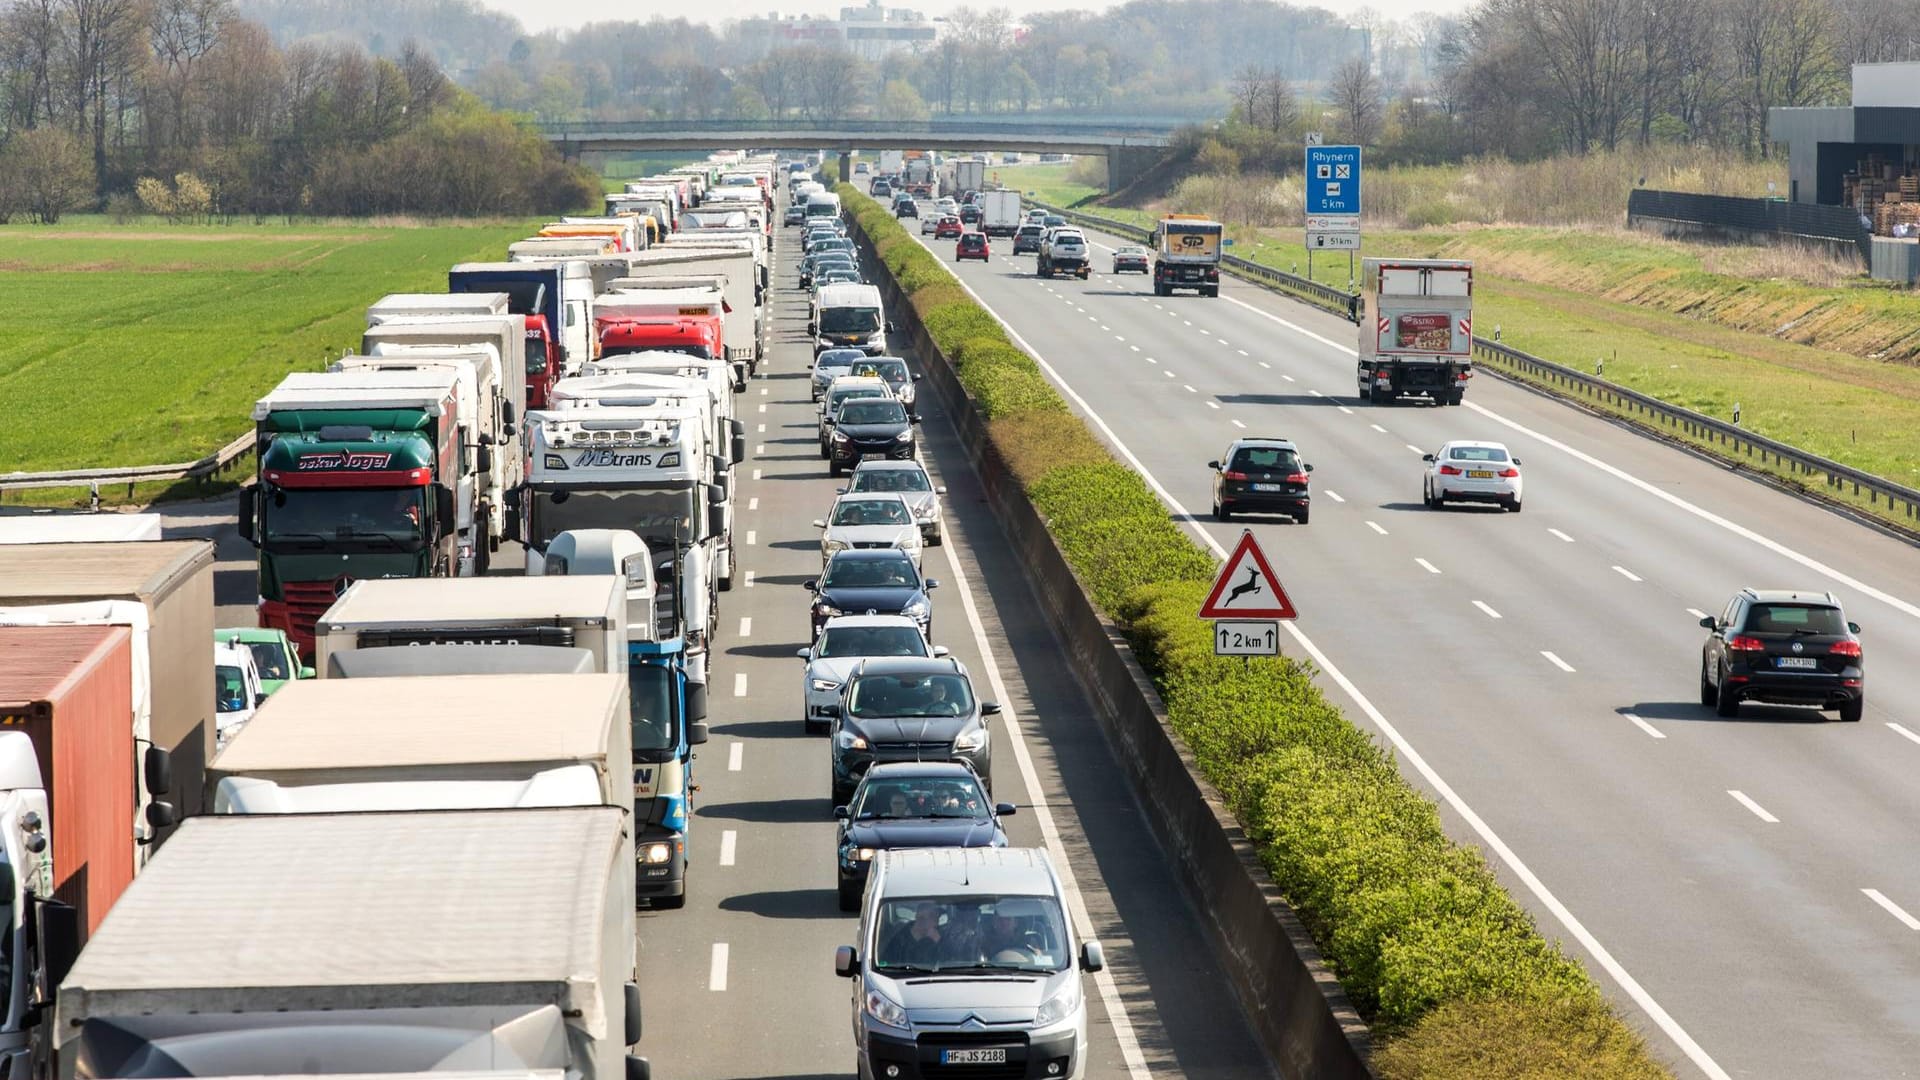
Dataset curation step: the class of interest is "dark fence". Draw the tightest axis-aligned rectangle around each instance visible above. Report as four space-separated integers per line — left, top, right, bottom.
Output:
1627 189 1872 262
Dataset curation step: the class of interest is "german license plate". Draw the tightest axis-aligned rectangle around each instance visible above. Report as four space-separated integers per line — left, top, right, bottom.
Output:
1776 657 1819 669
940 1048 1008 1065
1251 483 1282 492
1468 469 1495 479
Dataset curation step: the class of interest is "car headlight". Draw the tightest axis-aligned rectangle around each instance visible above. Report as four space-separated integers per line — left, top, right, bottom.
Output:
895 534 919 551
901 598 929 619
913 500 936 520
837 729 869 751
953 727 987 753
832 430 850 443
810 677 842 693
865 988 908 1028
855 847 878 861
1034 979 1081 1027
894 429 914 442
641 841 674 865
814 602 843 617
825 538 850 553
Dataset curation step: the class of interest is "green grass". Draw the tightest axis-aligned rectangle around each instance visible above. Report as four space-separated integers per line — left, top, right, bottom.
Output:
988 163 1104 209
0 215 540 493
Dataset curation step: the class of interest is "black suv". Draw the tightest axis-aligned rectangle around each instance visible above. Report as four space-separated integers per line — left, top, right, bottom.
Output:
828 658 999 805
1208 437 1313 523
1012 223 1044 253
827 397 917 476
1699 589 1863 721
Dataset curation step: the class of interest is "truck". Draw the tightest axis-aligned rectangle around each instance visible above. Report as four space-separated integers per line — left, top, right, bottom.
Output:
656 233 769 304
902 151 936 197
53 807 650 1080
1152 213 1224 297
441 268 566 409
0 514 162 543
981 190 1022 237
509 236 619 261
0 728 80 1080
594 283 744 389
0 539 213 828
359 316 529 514
1037 226 1091 279
240 372 466 655
950 157 986 197
450 261 593 384
879 149 904 178
610 261 762 382
314 576 627 675
1357 258 1474 406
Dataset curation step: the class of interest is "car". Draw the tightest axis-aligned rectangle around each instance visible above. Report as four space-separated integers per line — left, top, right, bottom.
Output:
806 234 855 257
801 253 857 289
1025 208 1046 222
933 216 963 239
956 231 990 261
816 492 924 570
784 205 807 226
828 657 996 805
936 198 959 216
1208 438 1313 523
836 848 1102 1080
1423 440 1523 511
1043 214 1065 228
845 355 918 416
812 266 863 292
214 626 310 697
827 395 918 476
213 642 266 752
811 347 868 400
854 161 871 175
1112 245 1151 273
959 204 982 225
920 213 940 234
871 179 893 198
1013 223 1044 254
799 615 951 734
1700 590 1864 721
896 199 918 219
834 761 1014 910
806 548 938 639
818 375 895 455
844 459 946 545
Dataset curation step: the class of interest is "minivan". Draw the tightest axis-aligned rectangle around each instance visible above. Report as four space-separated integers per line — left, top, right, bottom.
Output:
812 282 891 355
807 191 844 222
835 847 1103 1080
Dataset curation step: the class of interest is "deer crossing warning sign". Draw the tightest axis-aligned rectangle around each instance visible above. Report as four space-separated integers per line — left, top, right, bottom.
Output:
1197 530 1297 620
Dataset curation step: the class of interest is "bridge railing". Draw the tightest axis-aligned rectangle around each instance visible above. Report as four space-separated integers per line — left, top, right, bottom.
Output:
539 118 1181 140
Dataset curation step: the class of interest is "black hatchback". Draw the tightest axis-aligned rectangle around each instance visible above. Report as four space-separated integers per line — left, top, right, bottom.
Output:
828 397 916 476
1700 589 1864 721
1208 437 1313 524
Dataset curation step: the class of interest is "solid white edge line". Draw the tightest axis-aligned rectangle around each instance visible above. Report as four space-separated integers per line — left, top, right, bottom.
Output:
709 943 729 991
1415 557 1441 575
719 829 737 867
1612 565 1643 583
1541 650 1576 673
1862 889 1920 930
1887 722 1920 747
727 741 744 771
1472 600 1502 619
1727 790 1779 823
920 238 1731 1080
1624 712 1667 739
733 672 748 697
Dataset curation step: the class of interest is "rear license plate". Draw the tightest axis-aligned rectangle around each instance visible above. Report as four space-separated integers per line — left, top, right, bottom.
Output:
940 1049 1009 1065
1251 483 1282 492
1776 657 1819 669
1467 469 1495 479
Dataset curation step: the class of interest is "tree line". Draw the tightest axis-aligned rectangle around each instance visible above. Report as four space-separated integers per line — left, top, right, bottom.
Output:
0 0 597 222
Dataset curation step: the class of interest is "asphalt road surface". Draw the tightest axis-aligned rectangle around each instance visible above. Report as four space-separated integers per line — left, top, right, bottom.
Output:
896 192 1920 1080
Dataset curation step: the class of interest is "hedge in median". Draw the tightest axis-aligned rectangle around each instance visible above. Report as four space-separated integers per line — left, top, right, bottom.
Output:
837 185 1670 1078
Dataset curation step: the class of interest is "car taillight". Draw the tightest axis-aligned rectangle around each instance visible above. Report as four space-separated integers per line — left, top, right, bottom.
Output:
1222 471 1249 480
1497 467 1520 478
1830 640 1862 658
1285 472 1309 484
1727 636 1767 652
1439 464 1462 475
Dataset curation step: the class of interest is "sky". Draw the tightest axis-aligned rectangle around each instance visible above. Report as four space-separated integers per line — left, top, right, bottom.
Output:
473 0 1470 35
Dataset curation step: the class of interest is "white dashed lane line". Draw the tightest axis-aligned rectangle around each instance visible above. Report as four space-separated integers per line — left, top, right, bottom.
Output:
1541 651 1577 673
1613 566 1643 582
719 830 737 867
1888 722 1920 746
1324 490 1345 503
1473 600 1502 619
1624 712 1666 739
1863 889 1920 931
1727 790 1779 823
1415 558 1441 575
728 741 744 771
1549 528 1576 542
1365 520 1388 536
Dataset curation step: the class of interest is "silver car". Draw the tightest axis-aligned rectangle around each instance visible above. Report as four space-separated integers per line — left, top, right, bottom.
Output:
843 460 946 545
796 615 950 733
812 349 867 401
836 848 1103 1080
814 492 924 571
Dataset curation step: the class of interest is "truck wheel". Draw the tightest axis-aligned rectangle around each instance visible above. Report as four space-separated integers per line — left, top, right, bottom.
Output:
718 568 734 593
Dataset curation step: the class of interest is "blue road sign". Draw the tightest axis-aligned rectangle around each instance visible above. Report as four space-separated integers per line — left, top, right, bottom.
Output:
1304 145 1362 217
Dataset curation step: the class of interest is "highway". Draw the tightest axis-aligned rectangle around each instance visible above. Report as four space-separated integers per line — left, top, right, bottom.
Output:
892 193 1920 1080
161 195 1275 1080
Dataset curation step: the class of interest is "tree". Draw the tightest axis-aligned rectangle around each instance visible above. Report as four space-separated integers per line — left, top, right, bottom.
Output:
1507 0 1638 152
1331 56 1384 145
1260 71 1298 133
7 126 94 221
148 0 231 148
877 78 929 121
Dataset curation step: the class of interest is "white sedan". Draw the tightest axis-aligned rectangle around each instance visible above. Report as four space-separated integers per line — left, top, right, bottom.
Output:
814 492 924 568
1423 440 1524 512
796 615 951 733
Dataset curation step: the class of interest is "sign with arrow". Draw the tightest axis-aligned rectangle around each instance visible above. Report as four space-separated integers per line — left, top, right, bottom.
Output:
1197 530 1297 620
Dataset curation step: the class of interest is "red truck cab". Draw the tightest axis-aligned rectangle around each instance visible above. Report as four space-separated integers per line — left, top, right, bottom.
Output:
597 317 722 362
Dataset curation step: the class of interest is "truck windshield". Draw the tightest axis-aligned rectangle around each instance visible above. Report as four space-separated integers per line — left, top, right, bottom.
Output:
533 489 701 551
629 662 677 752
820 307 881 335
524 336 547 376
264 487 426 547
243 641 292 681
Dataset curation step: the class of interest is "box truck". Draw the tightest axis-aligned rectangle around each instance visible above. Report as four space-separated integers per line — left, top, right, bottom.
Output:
0 515 162 543
313 576 625 676
1358 258 1474 406
981 190 1022 237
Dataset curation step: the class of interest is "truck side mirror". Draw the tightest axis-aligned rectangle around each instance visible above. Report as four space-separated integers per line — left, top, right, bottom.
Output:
626 1057 651 1080
145 746 173 797
707 502 726 538
502 401 516 427
435 485 456 529
144 801 177 830
688 720 709 745
624 982 643 1046
475 443 494 473
236 487 257 544
730 419 747 465
807 321 817 334
834 945 859 977
37 898 80 992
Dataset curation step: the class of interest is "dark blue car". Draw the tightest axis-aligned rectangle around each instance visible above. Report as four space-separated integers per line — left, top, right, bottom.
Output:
834 761 1014 911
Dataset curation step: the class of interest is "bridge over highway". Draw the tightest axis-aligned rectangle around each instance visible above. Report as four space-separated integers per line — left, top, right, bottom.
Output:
538 118 1178 189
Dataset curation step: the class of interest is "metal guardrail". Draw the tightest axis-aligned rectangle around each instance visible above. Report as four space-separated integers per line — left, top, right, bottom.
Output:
542 118 1183 139
1032 200 1920 525
1 432 254 506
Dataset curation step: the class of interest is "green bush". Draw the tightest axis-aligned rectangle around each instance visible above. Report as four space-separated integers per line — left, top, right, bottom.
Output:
835 184 1668 1077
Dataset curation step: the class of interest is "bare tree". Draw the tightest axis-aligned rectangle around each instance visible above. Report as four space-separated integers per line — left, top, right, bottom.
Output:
149 0 231 147
1260 70 1298 133
1229 64 1264 124
1331 55 1384 145
60 0 145 189
6 124 92 220
1508 0 1639 152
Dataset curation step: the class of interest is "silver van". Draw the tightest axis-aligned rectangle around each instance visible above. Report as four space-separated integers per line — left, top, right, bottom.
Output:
812 281 891 356
834 847 1104 1080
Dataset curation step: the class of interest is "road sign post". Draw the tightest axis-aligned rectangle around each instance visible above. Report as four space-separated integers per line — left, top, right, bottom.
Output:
1214 620 1280 657
1304 144 1362 286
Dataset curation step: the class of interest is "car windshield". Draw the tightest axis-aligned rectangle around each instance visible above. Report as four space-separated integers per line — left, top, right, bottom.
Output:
852 468 931 494
871 895 1069 973
823 555 918 588
833 498 913 526
818 625 929 659
850 360 908 384
1019 226 1041 236
855 776 989 820
849 673 973 718
1230 447 1299 472
243 641 291 681
264 486 426 546
821 306 881 334
1745 604 1847 635
829 388 888 412
1121 246 1148 256
215 666 248 713
838 400 907 426
820 271 861 285
1448 446 1510 462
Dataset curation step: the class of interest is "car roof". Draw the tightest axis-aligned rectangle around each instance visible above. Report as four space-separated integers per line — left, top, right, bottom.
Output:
835 491 911 505
852 459 925 473
1740 589 1839 606
1230 437 1298 451
853 656 964 677
216 627 287 645
820 614 923 630
214 643 252 667
1442 439 1510 451
863 761 980 780
828 375 890 392
876 847 1058 897
827 547 918 564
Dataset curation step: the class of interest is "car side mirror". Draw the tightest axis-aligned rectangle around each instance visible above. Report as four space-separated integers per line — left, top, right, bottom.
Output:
833 805 850 819
1421 453 1435 462
813 519 828 529
254 692 268 707
796 647 813 660
934 486 947 495
1080 941 1105 973
932 645 950 657
834 945 859 977
1848 621 1861 634
145 746 173 797
1513 458 1522 466
626 1056 651 1080
995 802 1017 816
910 415 921 424
913 373 924 381
1699 615 1717 629
807 321 817 334
144 801 177 830
981 702 1001 716
924 579 939 590
1304 463 1315 472
887 321 897 332
1206 460 1219 470
804 579 818 591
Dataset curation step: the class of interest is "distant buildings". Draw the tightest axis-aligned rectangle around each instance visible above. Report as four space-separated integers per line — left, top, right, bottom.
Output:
753 0 939 60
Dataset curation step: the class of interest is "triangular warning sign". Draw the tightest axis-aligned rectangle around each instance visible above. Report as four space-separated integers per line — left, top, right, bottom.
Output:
1198 530 1297 619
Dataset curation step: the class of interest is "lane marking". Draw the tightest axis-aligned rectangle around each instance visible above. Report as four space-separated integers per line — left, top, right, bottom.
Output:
1237 349 1249 357
1102 325 1111 332
1218 339 1230 347
922 249 1729 1080
738 616 752 638
719 829 737 866
757 423 766 433
1687 607 1710 620
744 570 755 588
1549 528 1575 542
1886 722 1920 746
1198 327 1210 335
759 403 767 413
1145 356 1157 364
745 530 757 546
1308 389 1322 397
756 444 765 456
1624 712 1666 739
1230 419 1245 428
1115 334 1124 341
1129 345 1141 352
748 497 759 511
1612 565 1643 582
1405 443 1424 454
1415 557 1441 574
752 468 762 480
1541 650 1576 673
1337 405 1353 415
733 672 748 697
1183 384 1198 393
1473 600 1502 619
1206 401 1220 410
1863 889 1920 930
1727 790 1778 823
1369 423 1387 433
1280 373 1293 382
1261 362 1273 370
728 741 744 771
1324 490 1345 503
1163 370 1175 378
1365 520 1388 535
709 943 729 991
760 386 769 396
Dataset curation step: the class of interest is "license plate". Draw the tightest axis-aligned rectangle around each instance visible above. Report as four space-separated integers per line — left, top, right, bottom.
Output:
1468 470 1495 479
1251 483 1282 492
1776 657 1819 669
940 1049 1008 1065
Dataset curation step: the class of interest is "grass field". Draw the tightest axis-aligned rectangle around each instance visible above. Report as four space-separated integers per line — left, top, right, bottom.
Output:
0 215 539 496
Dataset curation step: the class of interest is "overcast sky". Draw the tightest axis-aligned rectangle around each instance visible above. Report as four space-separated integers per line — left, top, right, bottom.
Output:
473 0 1470 35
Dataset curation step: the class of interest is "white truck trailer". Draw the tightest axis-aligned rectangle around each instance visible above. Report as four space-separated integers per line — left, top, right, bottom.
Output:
981 190 1022 237
1357 258 1474 406
53 807 649 1080
365 292 511 322
314 575 627 674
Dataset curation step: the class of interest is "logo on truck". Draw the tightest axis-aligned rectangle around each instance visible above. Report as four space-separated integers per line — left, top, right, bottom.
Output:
572 449 655 468
1394 313 1453 352
296 451 394 471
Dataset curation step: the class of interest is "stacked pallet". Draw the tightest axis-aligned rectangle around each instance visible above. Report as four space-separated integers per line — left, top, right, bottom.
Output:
1843 153 1920 234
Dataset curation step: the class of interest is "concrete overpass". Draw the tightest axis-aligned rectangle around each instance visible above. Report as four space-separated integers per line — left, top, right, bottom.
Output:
538 118 1179 190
